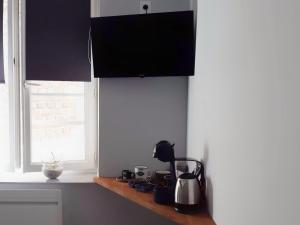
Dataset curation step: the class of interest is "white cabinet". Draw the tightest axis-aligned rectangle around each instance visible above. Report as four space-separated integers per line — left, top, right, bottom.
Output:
0 189 62 225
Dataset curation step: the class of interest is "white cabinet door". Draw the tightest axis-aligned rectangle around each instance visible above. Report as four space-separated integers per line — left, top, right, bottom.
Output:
0 189 62 225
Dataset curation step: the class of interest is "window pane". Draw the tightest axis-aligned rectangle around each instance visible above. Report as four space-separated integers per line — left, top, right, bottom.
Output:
29 81 86 163
0 83 10 171
0 0 10 171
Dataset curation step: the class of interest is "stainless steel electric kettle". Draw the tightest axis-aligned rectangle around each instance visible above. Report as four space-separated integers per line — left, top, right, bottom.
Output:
174 159 205 214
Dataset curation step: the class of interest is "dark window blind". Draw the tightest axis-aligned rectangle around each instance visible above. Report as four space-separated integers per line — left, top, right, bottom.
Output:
26 0 91 81
0 0 4 83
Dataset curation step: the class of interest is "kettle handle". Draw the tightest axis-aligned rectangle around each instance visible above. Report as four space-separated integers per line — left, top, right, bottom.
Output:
194 161 204 178
174 158 204 178
197 161 206 186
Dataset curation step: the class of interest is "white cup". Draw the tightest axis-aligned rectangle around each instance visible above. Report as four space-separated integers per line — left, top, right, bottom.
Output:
134 166 148 180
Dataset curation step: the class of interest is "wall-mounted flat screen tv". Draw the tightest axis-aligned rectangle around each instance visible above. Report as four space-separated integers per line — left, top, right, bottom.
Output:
90 11 195 78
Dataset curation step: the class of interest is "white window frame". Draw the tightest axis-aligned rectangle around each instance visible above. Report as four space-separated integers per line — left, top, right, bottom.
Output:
7 0 99 173
2 0 22 172
2 0 16 172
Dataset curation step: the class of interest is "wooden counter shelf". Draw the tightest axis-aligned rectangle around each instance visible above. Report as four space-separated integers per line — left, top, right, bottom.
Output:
94 177 215 225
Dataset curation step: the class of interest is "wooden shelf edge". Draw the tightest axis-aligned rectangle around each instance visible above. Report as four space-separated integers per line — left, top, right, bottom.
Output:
94 177 215 225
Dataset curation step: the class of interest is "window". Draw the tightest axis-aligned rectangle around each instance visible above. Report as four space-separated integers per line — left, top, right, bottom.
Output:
23 80 97 172
0 0 98 173
29 82 87 163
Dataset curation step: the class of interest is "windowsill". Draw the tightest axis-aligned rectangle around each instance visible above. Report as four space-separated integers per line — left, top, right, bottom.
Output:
0 171 97 183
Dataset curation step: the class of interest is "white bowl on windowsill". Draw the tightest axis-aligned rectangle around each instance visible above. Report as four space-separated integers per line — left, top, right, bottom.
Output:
42 162 63 179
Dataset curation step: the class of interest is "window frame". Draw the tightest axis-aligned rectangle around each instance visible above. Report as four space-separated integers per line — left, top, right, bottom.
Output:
8 0 99 173
3 0 21 172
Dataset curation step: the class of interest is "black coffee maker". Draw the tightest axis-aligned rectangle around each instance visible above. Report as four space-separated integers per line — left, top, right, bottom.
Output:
153 140 177 182
153 140 177 205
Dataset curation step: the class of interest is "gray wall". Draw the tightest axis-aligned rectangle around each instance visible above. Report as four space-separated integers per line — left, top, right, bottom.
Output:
187 0 300 225
0 183 176 225
98 0 191 176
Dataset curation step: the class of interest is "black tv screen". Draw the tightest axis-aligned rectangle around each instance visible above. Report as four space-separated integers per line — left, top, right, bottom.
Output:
91 11 195 78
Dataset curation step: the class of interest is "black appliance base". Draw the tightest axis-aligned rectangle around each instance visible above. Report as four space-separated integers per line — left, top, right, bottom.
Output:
174 203 201 214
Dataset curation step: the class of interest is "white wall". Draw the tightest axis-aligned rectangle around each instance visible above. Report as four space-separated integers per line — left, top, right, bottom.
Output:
187 0 300 225
98 0 191 176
